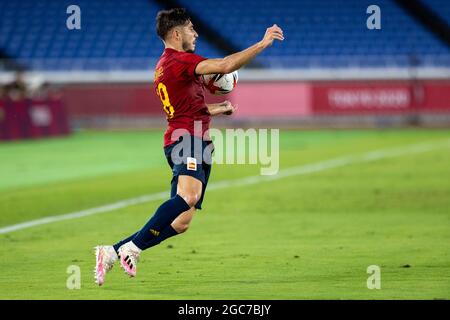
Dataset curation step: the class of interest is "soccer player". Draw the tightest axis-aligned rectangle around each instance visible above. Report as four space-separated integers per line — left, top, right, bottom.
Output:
94 8 284 285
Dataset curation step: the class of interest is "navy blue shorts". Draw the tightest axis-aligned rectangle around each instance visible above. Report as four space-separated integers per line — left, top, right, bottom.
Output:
164 135 214 210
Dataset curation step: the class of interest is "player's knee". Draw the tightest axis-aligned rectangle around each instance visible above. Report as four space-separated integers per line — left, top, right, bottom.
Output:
180 192 200 207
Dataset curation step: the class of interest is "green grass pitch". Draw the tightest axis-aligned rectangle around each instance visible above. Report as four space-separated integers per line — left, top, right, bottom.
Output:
0 129 449 299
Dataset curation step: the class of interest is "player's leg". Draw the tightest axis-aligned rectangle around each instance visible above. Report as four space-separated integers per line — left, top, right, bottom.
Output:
158 155 212 236
111 174 179 255
115 177 196 250
141 143 212 240
129 175 201 249
161 142 212 235
116 136 211 277
95 137 202 283
97 207 195 285
123 183 198 248
129 207 196 250
118 175 201 276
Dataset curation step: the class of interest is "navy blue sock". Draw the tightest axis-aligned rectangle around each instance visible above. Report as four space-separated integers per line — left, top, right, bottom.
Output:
131 194 190 250
113 232 138 254
138 225 179 250
113 224 179 253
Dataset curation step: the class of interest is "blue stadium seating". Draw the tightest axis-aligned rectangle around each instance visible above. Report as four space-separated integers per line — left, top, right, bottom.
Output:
422 0 450 24
0 0 223 70
0 0 448 70
177 0 450 68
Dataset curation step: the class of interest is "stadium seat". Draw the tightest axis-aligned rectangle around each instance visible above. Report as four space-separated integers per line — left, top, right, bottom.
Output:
0 0 223 70
0 0 448 70
176 0 450 68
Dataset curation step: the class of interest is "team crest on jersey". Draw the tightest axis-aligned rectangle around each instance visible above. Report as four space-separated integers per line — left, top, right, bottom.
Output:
154 67 164 82
187 157 197 171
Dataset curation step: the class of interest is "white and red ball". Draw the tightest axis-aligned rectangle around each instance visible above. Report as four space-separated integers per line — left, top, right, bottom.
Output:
201 71 238 95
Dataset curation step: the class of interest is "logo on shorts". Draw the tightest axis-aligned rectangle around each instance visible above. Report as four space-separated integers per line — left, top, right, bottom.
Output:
187 157 197 171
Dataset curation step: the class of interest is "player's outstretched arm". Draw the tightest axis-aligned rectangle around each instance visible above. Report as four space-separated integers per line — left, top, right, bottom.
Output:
195 24 284 75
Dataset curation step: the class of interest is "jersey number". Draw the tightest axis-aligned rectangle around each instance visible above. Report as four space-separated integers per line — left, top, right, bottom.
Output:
157 83 174 119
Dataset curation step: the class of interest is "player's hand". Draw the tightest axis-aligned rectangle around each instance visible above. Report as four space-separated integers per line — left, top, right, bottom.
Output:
221 100 238 115
260 24 284 48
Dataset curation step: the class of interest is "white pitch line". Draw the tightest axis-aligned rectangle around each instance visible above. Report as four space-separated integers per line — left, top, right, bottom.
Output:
1 139 449 235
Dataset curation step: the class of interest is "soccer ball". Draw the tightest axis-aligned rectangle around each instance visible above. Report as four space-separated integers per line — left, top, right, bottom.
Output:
201 71 238 95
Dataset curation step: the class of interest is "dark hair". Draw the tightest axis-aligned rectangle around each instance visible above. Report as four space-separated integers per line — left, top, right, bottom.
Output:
156 8 191 40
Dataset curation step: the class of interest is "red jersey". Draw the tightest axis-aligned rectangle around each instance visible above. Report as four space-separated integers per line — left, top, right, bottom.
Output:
154 48 210 146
